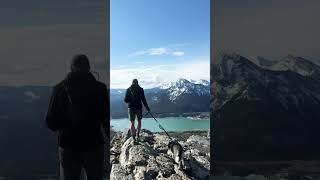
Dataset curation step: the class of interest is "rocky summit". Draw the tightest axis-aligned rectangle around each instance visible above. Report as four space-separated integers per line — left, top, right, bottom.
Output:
110 129 210 180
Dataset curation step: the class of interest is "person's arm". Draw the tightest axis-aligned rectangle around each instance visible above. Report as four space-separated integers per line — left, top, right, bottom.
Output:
124 88 131 103
141 89 150 111
46 86 62 131
101 84 110 139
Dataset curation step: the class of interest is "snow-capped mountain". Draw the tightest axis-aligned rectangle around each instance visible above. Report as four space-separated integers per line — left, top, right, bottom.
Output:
110 78 210 118
213 52 320 112
212 51 320 110
213 51 320 161
253 54 320 80
189 79 210 86
166 78 210 101
111 78 210 102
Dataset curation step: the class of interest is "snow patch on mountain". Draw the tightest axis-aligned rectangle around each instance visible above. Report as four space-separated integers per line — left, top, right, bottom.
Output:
111 78 210 102
167 78 210 101
252 55 320 79
269 55 319 76
212 51 320 113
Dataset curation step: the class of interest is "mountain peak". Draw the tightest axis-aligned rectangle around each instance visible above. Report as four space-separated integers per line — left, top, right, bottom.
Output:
214 52 261 80
268 54 320 76
198 79 210 86
167 78 210 101
177 78 190 83
256 56 276 67
284 54 303 60
217 50 241 63
213 52 320 162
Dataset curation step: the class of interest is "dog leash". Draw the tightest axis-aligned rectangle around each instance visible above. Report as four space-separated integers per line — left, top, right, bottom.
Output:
144 112 185 175
145 111 172 140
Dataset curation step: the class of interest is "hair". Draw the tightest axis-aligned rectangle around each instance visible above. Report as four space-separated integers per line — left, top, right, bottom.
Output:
132 79 138 85
71 54 90 72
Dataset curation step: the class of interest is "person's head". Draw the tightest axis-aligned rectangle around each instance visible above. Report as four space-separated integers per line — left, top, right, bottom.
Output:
70 54 90 73
132 79 138 85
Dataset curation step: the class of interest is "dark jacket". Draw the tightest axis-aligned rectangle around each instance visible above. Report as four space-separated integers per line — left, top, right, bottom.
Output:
46 72 109 151
124 84 150 111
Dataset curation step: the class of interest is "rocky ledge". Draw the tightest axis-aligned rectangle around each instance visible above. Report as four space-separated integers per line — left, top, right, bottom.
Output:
110 129 210 180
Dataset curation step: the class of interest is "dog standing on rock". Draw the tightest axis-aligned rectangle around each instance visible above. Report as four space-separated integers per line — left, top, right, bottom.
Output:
167 140 184 169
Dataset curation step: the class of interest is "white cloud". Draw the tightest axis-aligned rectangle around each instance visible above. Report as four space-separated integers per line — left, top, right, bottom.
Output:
129 47 185 57
110 58 209 89
149 48 167 55
130 51 147 56
166 43 192 47
172 51 185 56
133 61 145 64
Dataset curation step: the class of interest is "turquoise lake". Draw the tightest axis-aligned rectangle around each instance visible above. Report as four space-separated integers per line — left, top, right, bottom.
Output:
111 117 210 132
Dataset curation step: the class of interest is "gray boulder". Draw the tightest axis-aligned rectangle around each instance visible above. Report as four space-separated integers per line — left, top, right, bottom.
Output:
187 135 210 146
122 128 132 143
110 164 134 180
139 129 155 145
153 134 171 153
119 137 156 168
110 129 210 180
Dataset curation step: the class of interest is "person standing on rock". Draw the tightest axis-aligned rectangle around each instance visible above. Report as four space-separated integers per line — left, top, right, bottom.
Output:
124 79 150 144
46 54 109 180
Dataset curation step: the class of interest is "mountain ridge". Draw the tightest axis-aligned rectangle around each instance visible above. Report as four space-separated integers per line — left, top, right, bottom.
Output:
110 78 210 118
212 51 320 161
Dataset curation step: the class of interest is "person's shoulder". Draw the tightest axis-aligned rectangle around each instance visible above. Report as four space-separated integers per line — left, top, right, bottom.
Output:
96 81 107 87
49 81 66 98
94 81 108 91
138 86 145 94
52 81 65 93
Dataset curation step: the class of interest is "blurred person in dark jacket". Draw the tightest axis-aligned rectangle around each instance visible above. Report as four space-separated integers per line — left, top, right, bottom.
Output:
46 54 109 180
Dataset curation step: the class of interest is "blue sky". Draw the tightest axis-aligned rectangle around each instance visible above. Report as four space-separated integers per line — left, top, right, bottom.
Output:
110 0 210 88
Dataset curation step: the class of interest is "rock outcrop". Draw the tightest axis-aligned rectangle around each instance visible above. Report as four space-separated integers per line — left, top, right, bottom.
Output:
110 129 210 180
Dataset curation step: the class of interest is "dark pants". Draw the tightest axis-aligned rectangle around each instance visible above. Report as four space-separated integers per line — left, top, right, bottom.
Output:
128 108 142 137
59 146 105 180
